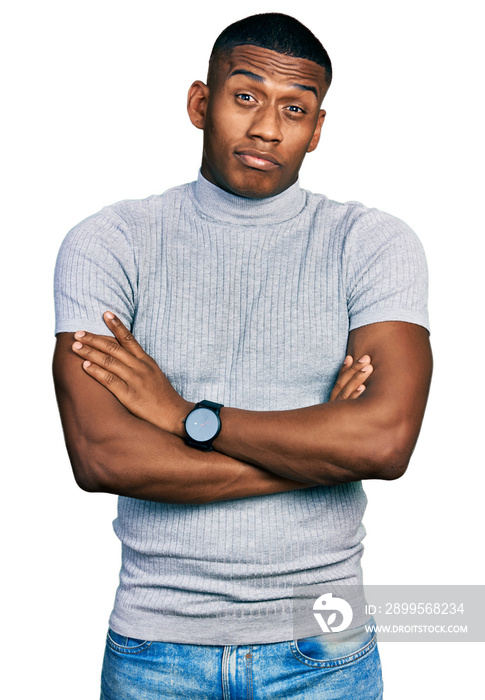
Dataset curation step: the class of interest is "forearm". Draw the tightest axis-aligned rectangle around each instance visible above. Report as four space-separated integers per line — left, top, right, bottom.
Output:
211 399 404 484
75 420 314 504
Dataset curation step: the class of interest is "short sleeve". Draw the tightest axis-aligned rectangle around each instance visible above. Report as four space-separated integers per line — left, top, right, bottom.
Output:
54 206 137 335
344 208 430 333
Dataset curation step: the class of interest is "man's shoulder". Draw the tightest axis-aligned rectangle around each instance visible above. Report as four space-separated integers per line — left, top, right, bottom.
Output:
304 187 395 221
303 187 419 243
62 181 195 244
102 180 193 221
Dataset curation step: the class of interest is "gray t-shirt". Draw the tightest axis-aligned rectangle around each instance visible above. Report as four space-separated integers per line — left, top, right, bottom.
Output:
54 172 429 644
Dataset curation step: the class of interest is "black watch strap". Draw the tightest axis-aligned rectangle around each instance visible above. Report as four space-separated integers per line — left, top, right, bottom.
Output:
197 400 223 413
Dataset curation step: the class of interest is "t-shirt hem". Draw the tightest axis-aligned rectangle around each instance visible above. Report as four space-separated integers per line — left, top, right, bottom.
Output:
108 608 296 645
349 310 430 333
55 318 114 336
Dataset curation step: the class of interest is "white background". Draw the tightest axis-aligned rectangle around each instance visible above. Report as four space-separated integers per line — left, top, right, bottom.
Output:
2 1 483 698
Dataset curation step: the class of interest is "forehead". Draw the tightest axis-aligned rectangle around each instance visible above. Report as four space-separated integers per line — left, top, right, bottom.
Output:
214 44 327 97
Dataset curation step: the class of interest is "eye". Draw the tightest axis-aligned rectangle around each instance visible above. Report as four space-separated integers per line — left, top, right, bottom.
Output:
286 105 305 114
236 93 256 103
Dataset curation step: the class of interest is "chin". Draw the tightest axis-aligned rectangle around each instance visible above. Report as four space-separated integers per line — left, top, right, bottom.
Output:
226 173 286 200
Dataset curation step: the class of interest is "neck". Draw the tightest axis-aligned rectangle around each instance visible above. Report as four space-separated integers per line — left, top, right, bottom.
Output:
190 171 306 225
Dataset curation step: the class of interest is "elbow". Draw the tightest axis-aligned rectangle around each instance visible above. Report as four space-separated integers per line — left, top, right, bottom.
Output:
73 468 101 493
71 457 109 494
372 450 410 481
363 423 416 481
66 438 115 494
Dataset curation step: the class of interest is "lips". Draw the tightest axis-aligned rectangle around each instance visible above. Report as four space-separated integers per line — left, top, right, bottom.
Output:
234 149 281 171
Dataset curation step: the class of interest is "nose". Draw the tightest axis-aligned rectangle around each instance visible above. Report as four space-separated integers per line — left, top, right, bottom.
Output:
247 104 283 142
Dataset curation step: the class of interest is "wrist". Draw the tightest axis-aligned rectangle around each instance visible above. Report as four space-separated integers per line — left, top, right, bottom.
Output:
173 399 196 438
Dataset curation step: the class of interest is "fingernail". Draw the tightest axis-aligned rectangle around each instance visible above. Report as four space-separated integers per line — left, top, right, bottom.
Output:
73 341 83 350
344 355 352 365
361 365 372 373
83 361 91 368
105 312 114 319
357 385 365 392
74 331 86 339
358 355 370 363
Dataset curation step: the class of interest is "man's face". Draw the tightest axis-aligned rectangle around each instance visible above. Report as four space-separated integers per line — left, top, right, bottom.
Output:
190 45 328 199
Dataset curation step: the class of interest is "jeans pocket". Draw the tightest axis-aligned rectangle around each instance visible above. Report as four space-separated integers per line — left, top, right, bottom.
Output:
290 622 377 669
106 628 153 655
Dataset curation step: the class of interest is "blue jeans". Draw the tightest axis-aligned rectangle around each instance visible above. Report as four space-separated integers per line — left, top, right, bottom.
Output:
100 621 383 699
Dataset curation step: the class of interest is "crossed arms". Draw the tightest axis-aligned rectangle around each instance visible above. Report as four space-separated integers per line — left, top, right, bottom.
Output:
53 312 432 504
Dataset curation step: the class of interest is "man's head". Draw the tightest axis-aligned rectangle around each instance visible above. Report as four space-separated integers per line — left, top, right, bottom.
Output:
187 13 332 199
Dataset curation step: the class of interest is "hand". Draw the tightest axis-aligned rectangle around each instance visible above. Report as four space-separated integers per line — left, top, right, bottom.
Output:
71 312 193 436
329 354 373 402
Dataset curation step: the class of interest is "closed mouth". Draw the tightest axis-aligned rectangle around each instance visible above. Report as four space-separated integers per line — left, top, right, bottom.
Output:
234 150 281 171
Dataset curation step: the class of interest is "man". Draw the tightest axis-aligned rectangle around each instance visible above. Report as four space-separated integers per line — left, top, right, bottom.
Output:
53 12 432 699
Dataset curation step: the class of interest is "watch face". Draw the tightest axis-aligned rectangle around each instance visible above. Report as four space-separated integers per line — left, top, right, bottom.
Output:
185 407 220 443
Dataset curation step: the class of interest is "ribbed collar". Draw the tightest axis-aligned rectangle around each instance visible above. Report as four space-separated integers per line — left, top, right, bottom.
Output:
189 171 306 225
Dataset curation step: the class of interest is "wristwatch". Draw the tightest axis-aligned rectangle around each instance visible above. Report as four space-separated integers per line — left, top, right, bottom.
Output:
184 400 224 451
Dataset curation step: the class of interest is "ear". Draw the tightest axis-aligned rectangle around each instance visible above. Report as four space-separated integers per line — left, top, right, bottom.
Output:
307 110 326 153
187 81 210 130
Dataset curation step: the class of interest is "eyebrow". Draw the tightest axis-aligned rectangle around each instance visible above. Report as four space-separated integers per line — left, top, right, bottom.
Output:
228 68 264 82
292 83 319 101
228 69 319 101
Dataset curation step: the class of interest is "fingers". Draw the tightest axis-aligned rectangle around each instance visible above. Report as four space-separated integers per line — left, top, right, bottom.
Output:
72 338 134 383
79 357 130 403
72 321 140 380
71 313 155 400
71 312 145 368
348 384 367 399
329 355 374 401
71 319 134 402
103 312 145 358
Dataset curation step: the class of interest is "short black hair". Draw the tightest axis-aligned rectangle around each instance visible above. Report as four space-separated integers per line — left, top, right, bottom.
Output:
208 13 332 89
